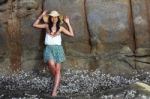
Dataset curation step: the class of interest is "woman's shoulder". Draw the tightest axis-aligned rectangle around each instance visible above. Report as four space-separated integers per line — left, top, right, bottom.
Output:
59 26 65 31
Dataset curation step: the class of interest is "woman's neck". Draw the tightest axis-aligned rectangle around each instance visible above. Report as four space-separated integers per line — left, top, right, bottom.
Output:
53 23 56 27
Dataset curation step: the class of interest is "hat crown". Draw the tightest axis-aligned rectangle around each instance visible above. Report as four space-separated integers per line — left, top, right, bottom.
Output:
48 10 60 17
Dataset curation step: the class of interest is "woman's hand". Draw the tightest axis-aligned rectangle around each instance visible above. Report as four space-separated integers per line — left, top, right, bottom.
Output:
61 16 74 37
42 10 48 16
33 10 48 28
64 16 70 24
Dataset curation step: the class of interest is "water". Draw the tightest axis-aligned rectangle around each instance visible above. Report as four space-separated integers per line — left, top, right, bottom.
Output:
0 69 150 99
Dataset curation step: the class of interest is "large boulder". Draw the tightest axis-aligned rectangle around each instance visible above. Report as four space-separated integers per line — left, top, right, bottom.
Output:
86 0 134 53
132 0 150 48
131 0 150 70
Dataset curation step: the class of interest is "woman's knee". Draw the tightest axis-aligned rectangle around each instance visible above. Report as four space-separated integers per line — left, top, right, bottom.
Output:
48 60 55 69
56 68 60 74
48 60 55 66
48 60 56 75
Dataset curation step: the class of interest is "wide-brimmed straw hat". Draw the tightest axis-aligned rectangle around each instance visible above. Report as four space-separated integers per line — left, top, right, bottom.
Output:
43 10 63 24
48 10 60 17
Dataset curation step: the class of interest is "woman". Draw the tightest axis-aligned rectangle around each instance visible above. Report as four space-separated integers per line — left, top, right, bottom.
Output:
33 10 74 96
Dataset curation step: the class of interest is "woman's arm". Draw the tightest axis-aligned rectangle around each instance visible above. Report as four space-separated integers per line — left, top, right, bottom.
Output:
61 16 74 37
33 10 47 28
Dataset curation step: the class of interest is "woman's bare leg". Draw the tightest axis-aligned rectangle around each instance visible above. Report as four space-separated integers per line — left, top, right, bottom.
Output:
48 60 56 76
52 63 61 96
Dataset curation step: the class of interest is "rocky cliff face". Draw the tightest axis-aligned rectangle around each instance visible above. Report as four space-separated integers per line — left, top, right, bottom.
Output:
0 0 149 75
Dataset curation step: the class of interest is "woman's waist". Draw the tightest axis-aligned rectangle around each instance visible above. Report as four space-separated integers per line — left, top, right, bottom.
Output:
45 44 62 46
45 45 63 49
44 40 61 45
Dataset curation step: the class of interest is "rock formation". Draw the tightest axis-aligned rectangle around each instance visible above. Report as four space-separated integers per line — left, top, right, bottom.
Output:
0 0 149 75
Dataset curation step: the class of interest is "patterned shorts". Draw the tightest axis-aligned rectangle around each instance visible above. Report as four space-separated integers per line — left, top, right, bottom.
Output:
43 45 66 63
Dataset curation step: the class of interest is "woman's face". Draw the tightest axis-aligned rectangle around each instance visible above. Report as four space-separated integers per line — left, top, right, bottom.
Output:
51 16 58 24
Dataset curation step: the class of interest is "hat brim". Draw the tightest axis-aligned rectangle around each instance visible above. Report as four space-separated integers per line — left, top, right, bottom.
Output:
48 13 60 17
43 15 63 24
43 15 49 23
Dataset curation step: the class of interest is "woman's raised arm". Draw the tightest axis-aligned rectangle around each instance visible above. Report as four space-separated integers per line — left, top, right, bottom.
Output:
33 10 48 29
61 16 74 37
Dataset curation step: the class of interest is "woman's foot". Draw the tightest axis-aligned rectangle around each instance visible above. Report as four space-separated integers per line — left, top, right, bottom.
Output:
52 92 57 96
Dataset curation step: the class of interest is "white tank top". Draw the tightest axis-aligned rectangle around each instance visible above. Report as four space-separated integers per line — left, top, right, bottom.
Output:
44 33 62 45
